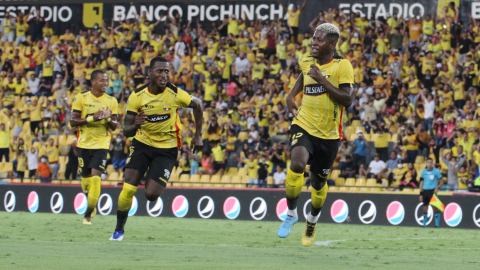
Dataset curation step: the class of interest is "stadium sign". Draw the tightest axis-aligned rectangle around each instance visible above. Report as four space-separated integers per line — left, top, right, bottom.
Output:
2 185 480 229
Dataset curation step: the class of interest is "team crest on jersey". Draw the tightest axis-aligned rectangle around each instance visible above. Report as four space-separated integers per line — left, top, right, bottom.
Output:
324 75 330 79
145 114 170 123
164 104 171 111
429 175 434 180
304 83 326 96
292 139 297 146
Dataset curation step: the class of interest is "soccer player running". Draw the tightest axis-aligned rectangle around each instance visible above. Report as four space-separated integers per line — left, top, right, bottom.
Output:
278 23 355 246
71 70 118 225
110 57 203 241
419 158 445 228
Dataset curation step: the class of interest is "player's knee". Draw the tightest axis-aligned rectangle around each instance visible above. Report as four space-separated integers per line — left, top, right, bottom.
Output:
145 190 161 201
290 160 306 174
311 178 326 190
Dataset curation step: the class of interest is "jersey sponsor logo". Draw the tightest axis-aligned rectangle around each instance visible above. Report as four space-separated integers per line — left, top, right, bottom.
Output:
197 196 215 219
415 203 433 226
4 190 16 212
50 192 64 214
143 104 155 109
97 193 113 215
304 84 326 96
145 114 171 123
358 200 376 224
249 197 267 221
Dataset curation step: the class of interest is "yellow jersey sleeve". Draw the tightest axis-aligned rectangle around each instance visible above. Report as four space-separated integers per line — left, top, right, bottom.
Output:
71 93 83 112
338 59 354 85
126 92 139 115
111 98 119 115
177 88 192 107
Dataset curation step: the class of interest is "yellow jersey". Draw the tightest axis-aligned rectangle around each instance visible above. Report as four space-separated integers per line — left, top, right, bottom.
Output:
292 56 354 140
72 91 119 149
46 144 59 163
245 159 258 179
126 83 192 149
452 81 464 100
287 10 301 27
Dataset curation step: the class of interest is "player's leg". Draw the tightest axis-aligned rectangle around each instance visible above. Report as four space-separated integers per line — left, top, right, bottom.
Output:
143 148 178 201
277 145 309 238
111 141 150 240
422 190 433 227
433 206 441 228
302 138 339 247
83 150 107 224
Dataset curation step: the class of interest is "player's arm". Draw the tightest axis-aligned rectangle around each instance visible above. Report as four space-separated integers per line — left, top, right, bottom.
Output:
308 64 355 107
104 100 119 131
285 73 304 117
70 109 105 127
123 111 144 138
419 177 424 202
188 96 204 153
435 177 445 194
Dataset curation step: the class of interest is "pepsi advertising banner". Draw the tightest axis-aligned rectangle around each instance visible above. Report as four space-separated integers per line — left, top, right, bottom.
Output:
1 185 480 229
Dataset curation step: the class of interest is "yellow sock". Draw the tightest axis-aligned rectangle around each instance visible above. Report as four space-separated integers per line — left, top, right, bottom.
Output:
81 176 91 193
285 168 304 200
118 183 138 211
87 176 101 210
311 183 328 210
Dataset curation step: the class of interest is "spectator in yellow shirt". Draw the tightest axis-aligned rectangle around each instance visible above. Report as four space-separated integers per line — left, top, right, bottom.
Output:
279 0 306 42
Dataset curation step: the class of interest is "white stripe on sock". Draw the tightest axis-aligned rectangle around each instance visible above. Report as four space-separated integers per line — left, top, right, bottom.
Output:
287 208 297 217
307 212 320 223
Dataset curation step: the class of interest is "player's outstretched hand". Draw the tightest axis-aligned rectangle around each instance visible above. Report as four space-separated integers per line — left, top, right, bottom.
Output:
191 134 203 153
308 64 324 83
103 108 112 119
286 97 298 118
135 110 146 128
93 109 104 121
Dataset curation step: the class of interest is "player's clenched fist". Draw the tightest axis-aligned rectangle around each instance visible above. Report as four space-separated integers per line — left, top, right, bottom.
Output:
308 64 324 83
135 110 146 128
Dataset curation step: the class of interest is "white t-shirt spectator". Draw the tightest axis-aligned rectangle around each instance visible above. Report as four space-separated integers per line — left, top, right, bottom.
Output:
27 77 41 95
26 151 39 171
234 57 250 75
248 130 259 143
369 160 386 174
273 171 286 187
247 116 256 129
424 100 435 119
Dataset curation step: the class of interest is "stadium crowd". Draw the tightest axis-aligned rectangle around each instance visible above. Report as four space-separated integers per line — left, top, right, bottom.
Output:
0 1 479 191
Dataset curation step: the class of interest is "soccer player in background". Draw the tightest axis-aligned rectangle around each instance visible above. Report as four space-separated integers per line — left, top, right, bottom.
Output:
71 70 118 225
419 158 445 228
110 57 203 241
277 23 355 246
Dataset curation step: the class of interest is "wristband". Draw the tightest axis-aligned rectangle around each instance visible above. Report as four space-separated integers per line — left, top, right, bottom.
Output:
420 191 424 195
87 116 94 123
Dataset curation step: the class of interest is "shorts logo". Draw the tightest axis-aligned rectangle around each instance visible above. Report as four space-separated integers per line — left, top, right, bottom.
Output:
145 114 170 123
197 196 214 219
97 194 113 215
50 192 64 214
291 139 297 146
164 169 170 179
27 191 39 213
415 203 433 226
386 201 405 225
444 203 462 227
4 190 16 212
146 197 163 217
358 200 376 224
322 169 331 176
249 197 267 221
304 84 326 96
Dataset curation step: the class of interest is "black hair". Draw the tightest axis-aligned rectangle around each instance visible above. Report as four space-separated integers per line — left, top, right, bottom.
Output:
426 158 434 162
150 57 169 69
91 70 106 81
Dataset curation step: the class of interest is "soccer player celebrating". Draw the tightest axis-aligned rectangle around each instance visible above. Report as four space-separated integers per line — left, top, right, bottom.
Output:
71 70 118 225
110 57 203 241
277 23 354 246
419 158 445 228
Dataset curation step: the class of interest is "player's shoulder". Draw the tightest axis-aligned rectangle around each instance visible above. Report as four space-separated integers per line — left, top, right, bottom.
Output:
134 83 150 94
166 82 178 94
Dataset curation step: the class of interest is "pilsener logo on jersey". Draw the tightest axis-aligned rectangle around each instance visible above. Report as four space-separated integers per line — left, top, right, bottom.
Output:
145 114 171 123
304 84 326 96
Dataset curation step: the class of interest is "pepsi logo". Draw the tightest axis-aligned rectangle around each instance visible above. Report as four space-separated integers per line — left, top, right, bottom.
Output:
249 197 267 221
358 200 376 224
386 201 405 225
4 191 15 212
27 191 39 213
197 196 214 219
303 199 313 219
172 195 189 218
223 196 241 220
444 203 462 227
276 198 288 221
128 196 138 217
50 192 64 214
97 194 113 216
414 203 433 226
74 193 87 214
146 197 164 217
330 199 349 223
472 204 480 228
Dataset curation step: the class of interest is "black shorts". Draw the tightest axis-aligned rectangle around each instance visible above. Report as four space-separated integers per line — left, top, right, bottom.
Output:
213 161 225 171
124 139 178 187
76 148 108 177
290 124 340 178
422 189 435 206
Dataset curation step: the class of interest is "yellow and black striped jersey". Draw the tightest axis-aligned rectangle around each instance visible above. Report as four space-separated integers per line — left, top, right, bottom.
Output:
126 83 192 149
292 56 354 140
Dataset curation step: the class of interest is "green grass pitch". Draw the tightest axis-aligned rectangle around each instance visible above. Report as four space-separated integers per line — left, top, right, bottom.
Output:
0 212 478 269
